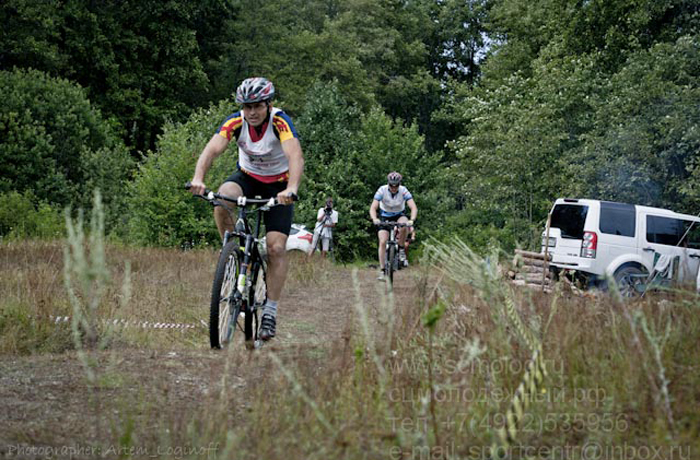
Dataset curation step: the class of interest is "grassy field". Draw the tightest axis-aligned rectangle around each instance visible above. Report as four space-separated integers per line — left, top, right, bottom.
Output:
1 236 699 459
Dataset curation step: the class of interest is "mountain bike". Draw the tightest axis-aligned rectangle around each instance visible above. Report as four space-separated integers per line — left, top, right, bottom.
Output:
186 183 296 349
377 222 408 286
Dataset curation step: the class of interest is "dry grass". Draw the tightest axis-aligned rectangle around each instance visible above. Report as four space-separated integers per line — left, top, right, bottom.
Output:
1 238 699 459
0 240 214 354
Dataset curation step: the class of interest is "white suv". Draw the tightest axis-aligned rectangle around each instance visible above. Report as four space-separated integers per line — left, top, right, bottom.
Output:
541 198 700 294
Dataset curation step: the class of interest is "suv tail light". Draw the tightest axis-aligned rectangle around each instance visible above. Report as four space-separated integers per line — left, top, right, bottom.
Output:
580 231 597 258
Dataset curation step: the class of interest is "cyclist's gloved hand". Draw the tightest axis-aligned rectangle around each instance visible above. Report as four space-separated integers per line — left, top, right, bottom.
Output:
407 220 414 227
373 218 381 225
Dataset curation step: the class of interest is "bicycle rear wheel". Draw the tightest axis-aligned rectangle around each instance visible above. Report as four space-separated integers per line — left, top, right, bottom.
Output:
210 241 242 349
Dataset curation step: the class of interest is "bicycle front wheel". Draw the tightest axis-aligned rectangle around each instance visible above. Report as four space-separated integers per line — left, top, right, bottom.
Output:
387 244 396 285
210 241 242 349
240 264 265 348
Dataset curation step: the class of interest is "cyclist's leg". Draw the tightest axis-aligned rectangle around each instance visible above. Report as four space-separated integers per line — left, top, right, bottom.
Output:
263 194 294 303
260 192 293 340
396 215 409 246
261 231 287 340
214 173 246 240
265 231 289 302
378 229 389 270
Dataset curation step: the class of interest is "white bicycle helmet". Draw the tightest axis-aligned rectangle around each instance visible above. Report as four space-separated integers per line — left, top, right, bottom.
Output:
235 77 275 104
387 171 402 186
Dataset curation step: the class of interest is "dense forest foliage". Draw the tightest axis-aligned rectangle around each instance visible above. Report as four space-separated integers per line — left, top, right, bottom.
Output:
1 0 699 259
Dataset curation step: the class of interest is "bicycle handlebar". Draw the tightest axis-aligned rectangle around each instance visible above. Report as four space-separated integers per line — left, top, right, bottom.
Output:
375 222 410 229
185 182 298 206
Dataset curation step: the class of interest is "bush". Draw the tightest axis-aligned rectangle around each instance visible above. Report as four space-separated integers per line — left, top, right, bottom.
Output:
0 68 133 230
0 190 64 240
126 100 234 247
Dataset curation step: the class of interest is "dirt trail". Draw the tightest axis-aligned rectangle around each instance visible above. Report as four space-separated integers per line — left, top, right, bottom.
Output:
0 263 419 456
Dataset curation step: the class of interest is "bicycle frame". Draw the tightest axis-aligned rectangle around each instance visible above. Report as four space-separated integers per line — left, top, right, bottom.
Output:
378 222 407 285
223 203 266 300
386 226 399 267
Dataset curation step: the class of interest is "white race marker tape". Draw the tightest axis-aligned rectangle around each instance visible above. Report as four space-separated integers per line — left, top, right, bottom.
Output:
45 315 204 330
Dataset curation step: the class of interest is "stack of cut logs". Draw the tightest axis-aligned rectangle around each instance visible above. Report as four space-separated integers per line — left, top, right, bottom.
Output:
509 249 552 291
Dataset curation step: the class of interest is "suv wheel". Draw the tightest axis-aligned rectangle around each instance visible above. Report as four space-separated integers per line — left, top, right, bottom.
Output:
614 266 647 297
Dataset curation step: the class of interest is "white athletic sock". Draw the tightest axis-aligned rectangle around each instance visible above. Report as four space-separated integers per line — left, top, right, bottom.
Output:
263 300 278 318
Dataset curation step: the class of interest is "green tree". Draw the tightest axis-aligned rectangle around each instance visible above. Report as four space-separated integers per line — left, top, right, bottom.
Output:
208 0 373 116
566 35 700 211
0 0 64 71
328 0 445 148
2 0 210 154
425 0 488 84
61 0 209 153
445 0 700 249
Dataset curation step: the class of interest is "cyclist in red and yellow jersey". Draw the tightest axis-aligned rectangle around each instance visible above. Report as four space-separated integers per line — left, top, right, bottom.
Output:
188 77 304 341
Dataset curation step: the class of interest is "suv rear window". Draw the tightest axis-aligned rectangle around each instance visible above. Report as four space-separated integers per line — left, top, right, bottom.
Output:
600 202 635 237
551 204 588 239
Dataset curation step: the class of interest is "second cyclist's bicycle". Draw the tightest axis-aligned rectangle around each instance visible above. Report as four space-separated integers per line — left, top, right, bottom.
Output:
377 221 408 286
187 183 296 349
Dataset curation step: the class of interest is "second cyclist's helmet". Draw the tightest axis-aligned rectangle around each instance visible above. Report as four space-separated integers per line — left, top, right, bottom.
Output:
387 171 402 186
235 77 275 104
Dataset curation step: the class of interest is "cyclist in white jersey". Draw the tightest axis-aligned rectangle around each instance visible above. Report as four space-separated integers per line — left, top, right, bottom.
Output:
369 172 417 280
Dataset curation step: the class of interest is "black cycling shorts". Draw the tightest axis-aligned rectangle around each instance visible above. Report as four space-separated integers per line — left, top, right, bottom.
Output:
378 213 406 232
224 170 294 235
381 214 406 223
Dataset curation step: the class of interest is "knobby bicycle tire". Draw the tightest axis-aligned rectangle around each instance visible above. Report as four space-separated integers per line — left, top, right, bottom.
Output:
244 263 266 348
210 241 242 349
387 244 396 285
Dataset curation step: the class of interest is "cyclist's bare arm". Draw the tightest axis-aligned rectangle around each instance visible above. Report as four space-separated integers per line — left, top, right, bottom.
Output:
406 198 418 224
369 200 380 224
278 138 304 205
190 134 229 195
